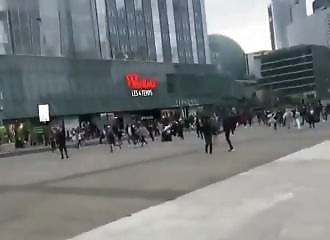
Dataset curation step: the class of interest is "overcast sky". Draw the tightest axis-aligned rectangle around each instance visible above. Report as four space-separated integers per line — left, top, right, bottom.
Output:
205 0 314 53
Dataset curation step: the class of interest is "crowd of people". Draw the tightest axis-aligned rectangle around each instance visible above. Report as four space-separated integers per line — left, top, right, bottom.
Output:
49 101 329 160
257 102 328 130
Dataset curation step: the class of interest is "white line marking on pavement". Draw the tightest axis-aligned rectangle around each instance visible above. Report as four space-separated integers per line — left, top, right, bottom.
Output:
69 141 330 240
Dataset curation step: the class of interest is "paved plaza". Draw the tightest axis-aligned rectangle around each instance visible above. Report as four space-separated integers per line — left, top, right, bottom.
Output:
0 124 330 240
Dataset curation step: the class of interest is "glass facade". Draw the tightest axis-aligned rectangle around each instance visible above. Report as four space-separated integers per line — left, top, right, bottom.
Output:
150 0 163 62
115 0 130 58
260 46 316 94
199 0 210 64
39 0 61 56
95 0 110 59
192 0 206 64
142 0 157 61
69 0 100 58
0 0 11 54
166 0 178 63
0 0 209 64
187 0 198 63
158 0 171 62
8 0 41 55
173 0 194 64
134 0 149 61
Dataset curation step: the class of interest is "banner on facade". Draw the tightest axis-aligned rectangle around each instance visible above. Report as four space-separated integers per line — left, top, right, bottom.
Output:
38 104 50 123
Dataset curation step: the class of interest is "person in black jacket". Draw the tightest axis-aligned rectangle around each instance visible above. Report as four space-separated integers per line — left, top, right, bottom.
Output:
202 118 213 154
56 128 69 159
223 111 235 152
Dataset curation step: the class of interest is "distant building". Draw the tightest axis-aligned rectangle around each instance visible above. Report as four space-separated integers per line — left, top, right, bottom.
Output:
0 0 210 64
313 0 330 12
246 51 272 80
258 45 330 100
287 3 330 48
267 0 306 50
268 5 276 50
0 0 219 121
269 0 330 50
209 34 247 80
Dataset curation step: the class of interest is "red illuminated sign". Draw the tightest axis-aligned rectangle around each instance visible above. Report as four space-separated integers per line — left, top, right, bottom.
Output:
125 73 157 97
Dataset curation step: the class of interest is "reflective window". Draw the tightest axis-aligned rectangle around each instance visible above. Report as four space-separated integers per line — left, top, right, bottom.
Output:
158 0 171 62
142 0 156 61
173 0 187 63
96 0 110 59
105 0 120 59
150 0 163 62
199 0 210 63
125 0 138 59
39 0 61 56
115 0 130 59
9 0 41 55
187 0 198 63
134 0 148 61
180 0 193 64
192 0 206 63
69 0 100 58
0 0 12 54
166 0 178 63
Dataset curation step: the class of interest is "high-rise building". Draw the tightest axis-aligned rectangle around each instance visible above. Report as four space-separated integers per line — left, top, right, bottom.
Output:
268 0 306 50
258 45 330 99
268 5 276 50
287 0 330 48
0 0 227 121
0 0 210 64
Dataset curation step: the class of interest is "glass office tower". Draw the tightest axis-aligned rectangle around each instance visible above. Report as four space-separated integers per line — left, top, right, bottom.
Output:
0 0 210 64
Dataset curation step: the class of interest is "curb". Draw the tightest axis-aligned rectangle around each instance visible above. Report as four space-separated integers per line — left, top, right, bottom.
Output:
0 141 100 159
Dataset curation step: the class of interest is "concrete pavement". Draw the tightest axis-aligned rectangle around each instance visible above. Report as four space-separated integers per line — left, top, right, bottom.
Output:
71 141 330 240
0 124 329 240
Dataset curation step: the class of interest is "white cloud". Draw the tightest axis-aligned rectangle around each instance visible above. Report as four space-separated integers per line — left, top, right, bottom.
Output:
205 0 314 53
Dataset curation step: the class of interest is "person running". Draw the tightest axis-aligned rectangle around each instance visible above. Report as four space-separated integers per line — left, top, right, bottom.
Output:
223 111 235 152
56 127 69 160
230 112 238 136
202 118 213 154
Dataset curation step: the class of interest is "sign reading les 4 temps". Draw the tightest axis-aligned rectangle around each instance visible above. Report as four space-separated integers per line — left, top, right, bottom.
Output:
125 73 157 97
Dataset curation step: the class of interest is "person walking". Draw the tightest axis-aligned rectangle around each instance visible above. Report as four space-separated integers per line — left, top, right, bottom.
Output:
113 125 122 149
77 130 82 149
196 118 203 139
223 112 235 152
50 129 56 152
105 125 115 152
56 127 69 160
202 118 213 154
138 124 149 147
307 107 316 128
177 119 184 140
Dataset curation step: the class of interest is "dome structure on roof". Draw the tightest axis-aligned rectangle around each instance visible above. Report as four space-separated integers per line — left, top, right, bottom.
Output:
209 34 247 80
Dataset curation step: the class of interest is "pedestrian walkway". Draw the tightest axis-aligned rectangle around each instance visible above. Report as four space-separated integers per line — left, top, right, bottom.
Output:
69 141 330 240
